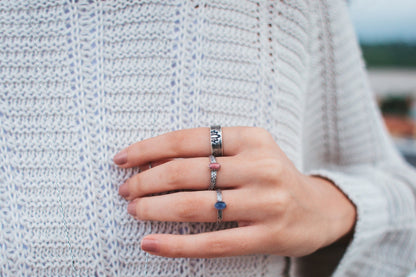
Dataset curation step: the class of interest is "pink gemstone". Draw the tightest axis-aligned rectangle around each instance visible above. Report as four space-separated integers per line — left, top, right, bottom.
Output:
209 163 221 170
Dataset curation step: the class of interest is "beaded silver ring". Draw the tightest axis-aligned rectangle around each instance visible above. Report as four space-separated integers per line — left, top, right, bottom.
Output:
208 155 221 190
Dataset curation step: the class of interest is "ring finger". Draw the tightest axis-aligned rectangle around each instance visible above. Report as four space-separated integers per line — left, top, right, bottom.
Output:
127 189 259 223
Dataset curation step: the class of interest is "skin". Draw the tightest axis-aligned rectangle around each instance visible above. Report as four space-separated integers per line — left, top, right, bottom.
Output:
114 127 356 258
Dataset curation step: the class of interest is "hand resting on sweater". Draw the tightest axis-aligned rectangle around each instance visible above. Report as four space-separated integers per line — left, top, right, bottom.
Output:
114 126 356 258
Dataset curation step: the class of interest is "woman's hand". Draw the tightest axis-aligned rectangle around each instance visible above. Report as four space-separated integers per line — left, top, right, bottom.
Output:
114 127 356 258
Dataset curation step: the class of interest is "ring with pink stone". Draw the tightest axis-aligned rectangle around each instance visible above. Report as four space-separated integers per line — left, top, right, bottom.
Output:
208 155 221 190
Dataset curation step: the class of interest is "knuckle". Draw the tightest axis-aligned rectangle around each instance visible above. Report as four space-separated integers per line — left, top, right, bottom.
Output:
170 240 186 257
252 127 273 143
239 127 274 150
263 190 290 218
128 175 144 197
175 194 199 220
204 237 229 257
165 162 184 187
259 159 284 184
275 191 290 208
267 191 291 215
272 160 285 178
136 199 149 220
167 130 188 155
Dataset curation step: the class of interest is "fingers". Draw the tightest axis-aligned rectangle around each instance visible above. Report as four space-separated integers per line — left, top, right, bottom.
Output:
140 226 265 258
127 190 260 223
119 156 256 200
113 127 281 259
113 127 273 168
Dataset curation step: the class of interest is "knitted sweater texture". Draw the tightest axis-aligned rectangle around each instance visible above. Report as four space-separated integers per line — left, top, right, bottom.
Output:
1 0 416 276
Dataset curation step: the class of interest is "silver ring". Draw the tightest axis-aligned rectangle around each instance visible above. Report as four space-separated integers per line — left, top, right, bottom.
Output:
210 125 223 157
214 189 226 223
208 155 221 190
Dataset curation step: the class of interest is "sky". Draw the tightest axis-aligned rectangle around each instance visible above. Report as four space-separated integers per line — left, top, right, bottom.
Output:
348 0 416 43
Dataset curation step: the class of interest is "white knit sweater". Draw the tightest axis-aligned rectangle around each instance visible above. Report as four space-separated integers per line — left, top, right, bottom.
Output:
1 0 416 276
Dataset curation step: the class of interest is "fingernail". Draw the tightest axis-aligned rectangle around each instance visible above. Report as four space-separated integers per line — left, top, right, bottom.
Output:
114 150 127 165
127 199 137 216
141 238 159 253
118 182 129 198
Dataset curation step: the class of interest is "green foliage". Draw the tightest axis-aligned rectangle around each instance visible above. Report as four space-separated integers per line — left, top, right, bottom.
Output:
360 43 416 68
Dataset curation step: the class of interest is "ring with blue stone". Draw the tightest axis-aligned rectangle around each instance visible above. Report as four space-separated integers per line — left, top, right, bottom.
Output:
215 189 226 223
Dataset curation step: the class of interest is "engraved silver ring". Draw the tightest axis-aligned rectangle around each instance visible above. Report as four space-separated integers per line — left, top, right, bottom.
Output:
210 125 223 157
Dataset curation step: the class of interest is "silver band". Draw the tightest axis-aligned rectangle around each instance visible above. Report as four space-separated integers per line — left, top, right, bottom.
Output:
209 155 217 190
214 189 226 223
209 170 217 191
210 125 223 157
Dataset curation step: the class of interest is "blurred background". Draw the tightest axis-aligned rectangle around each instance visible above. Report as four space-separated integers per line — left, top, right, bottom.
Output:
348 1 416 276
348 0 416 167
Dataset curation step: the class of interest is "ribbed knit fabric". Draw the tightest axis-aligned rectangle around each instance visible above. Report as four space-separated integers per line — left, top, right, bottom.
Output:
1 1 415 276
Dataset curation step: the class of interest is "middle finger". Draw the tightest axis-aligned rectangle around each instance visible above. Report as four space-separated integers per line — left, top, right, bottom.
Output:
119 156 255 201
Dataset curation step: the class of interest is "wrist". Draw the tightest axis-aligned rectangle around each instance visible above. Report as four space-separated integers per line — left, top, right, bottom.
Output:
306 175 357 248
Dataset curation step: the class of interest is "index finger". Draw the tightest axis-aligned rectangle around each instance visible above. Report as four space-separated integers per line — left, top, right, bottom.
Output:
113 127 242 168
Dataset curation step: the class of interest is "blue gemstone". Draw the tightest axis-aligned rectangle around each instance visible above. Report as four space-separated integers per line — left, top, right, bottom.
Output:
215 201 226 210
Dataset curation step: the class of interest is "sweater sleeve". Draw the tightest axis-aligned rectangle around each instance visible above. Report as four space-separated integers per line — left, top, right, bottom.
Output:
304 162 416 277
291 1 416 276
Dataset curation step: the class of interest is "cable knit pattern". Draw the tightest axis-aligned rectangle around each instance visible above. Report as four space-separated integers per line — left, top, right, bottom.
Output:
0 1 415 276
